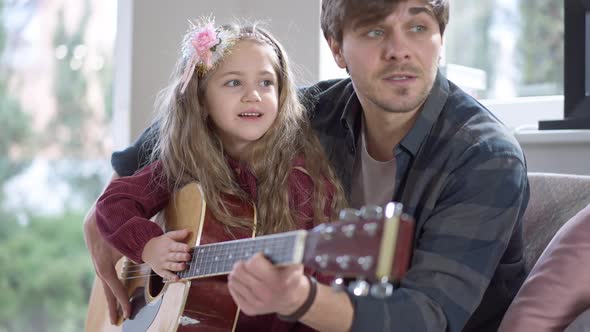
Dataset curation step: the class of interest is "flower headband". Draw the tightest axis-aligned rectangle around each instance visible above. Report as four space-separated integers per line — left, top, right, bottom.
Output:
179 19 240 94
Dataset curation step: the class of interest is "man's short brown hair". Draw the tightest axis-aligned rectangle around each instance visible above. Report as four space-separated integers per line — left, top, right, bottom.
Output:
321 0 449 43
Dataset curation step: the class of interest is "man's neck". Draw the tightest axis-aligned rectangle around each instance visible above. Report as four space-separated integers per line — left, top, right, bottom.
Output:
362 105 421 162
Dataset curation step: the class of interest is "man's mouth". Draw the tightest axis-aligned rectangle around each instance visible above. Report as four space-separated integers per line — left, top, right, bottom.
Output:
388 75 414 81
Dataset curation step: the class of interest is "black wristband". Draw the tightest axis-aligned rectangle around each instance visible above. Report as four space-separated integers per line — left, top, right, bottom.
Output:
277 274 318 322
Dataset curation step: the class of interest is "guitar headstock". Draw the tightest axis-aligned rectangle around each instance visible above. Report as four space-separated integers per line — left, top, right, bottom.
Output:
302 202 415 297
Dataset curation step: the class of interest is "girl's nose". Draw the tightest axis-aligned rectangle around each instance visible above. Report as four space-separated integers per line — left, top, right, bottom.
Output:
242 88 262 103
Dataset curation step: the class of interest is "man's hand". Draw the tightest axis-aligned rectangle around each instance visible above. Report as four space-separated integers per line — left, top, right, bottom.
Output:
227 253 309 316
141 229 192 282
83 204 131 325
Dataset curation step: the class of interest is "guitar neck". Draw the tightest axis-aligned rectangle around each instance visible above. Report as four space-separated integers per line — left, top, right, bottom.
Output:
178 230 308 280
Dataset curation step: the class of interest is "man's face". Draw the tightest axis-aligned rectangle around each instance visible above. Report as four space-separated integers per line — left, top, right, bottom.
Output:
329 0 442 115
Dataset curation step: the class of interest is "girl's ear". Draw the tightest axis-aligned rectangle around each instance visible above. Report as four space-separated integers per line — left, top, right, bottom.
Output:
327 37 347 69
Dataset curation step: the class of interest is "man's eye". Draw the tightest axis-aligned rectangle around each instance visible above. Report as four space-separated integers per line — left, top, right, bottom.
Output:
410 25 427 33
225 80 240 87
367 29 384 38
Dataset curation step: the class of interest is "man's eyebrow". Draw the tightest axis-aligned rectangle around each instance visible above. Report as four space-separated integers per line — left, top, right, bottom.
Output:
351 6 436 31
408 6 436 18
351 14 386 31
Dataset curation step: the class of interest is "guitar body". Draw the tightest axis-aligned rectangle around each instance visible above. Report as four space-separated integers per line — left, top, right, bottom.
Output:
86 182 417 332
86 183 255 332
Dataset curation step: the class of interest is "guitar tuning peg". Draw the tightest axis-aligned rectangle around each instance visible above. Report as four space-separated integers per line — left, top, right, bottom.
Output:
320 224 336 240
349 279 370 297
339 208 361 222
362 222 378 237
341 224 356 238
384 202 404 219
331 276 345 292
357 256 374 271
336 255 351 270
314 254 329 269
359 205 383 220
370 277 394 298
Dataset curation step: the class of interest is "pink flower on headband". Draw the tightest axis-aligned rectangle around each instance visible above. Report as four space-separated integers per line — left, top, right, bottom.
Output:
191 23 218 68
179 20 239 94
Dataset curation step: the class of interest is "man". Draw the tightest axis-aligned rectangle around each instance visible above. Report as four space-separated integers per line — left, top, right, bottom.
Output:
84 0 529 331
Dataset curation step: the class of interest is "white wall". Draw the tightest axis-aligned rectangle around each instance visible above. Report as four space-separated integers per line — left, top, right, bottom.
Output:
113 0 320 149
514 129 590 175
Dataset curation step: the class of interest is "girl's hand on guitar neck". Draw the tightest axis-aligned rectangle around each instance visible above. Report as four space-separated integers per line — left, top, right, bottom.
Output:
141 229 192 282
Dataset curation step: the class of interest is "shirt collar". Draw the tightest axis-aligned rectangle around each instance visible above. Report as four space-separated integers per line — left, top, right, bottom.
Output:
339 81 362 137
400 70 450 156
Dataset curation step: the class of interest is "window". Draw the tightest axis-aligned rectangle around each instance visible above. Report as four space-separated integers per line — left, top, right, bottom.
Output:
0 1 115 331
444 0 563 100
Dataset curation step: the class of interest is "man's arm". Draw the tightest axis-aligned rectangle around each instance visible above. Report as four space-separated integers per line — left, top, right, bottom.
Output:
228 151 529 332
83 172 131 324
228 254 354 332
111 122 159 177
85 122 158 324
347 151 529 331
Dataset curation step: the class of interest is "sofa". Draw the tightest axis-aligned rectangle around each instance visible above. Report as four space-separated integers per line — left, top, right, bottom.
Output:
522 173 590 271
499 173 590 331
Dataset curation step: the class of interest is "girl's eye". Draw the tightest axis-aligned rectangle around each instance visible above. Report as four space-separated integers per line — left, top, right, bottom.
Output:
260 80 274 87
367 29 384 38
225 80 241 87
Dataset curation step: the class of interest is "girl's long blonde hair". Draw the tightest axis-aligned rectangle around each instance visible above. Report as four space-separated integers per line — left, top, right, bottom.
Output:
149 22 346 235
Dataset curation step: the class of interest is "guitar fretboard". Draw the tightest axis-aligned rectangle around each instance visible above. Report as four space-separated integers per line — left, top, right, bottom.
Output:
177 231 305 280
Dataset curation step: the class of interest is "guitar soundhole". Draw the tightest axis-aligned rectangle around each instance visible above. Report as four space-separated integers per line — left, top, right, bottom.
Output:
148 272 164 298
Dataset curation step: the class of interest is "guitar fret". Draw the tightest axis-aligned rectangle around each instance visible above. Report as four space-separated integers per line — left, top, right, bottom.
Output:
222 242 233 272
214 245 221 273
202 246 210 276
208 245 217 275
182 233 300 279
193 248 200 276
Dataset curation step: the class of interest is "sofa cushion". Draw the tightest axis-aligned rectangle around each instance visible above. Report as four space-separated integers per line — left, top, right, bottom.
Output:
523 173 590 272
499 203 590 332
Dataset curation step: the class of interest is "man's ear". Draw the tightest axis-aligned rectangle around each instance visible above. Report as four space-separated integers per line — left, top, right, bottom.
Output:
327 37 347 69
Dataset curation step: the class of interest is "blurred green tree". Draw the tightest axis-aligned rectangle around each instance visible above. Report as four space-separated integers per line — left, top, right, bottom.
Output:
48 2 112 206
0 0 32 186
0 0 112 330
0 213 93 332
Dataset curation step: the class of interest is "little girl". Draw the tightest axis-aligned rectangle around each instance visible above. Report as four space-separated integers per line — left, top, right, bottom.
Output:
95 19 346 331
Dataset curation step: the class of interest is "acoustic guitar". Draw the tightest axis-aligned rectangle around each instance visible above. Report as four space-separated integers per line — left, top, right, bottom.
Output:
85 183 415 331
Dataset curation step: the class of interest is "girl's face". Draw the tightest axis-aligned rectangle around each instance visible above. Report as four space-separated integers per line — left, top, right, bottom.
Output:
204 40 279 160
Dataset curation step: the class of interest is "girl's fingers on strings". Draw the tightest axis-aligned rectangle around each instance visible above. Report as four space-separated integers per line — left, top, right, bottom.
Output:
168 251 191 262
159 270 179 282
166 261 187 272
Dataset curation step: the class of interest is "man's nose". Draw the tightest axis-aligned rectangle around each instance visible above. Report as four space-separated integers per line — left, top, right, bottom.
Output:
384 32 411 61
